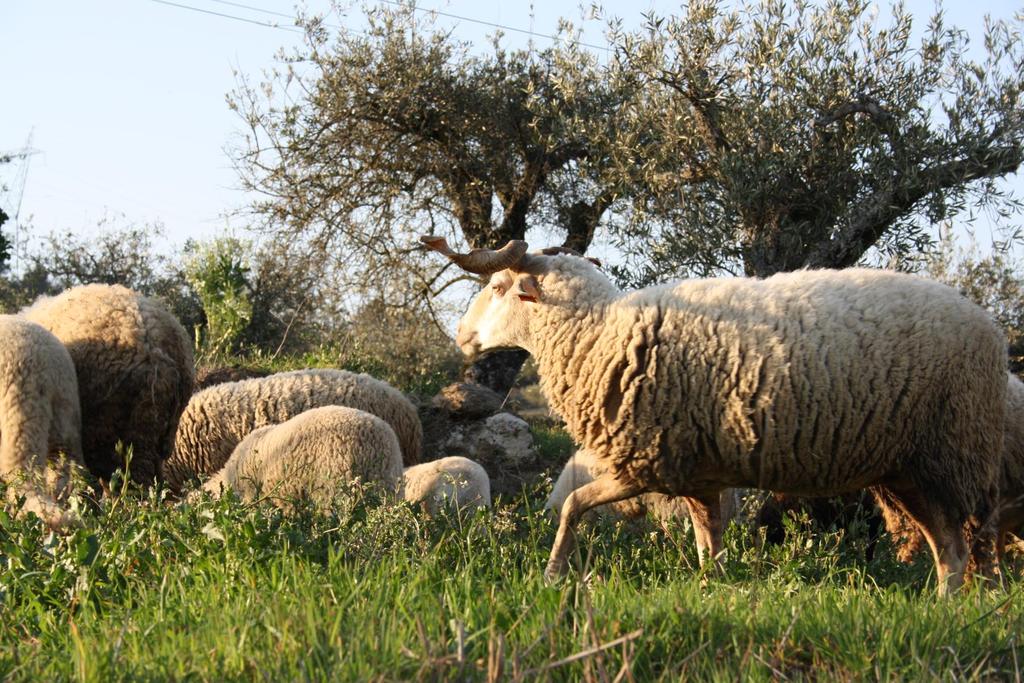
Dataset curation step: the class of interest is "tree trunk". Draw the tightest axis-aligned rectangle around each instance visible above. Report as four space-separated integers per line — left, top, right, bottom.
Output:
462 349 530 398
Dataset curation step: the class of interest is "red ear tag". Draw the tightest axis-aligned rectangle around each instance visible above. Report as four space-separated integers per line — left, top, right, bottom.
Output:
518 294 538 302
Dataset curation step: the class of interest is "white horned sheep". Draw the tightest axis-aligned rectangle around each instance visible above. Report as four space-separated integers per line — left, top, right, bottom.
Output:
164 368 422 493
0 315 83 527
23 284 195 485
201 405 403 511
401 456 491 514
547 448 738 535
423 235 1006 595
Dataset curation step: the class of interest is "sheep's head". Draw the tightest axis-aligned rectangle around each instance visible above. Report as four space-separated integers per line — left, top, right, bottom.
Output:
453 268 542 357
419 236 539 357
421 236 605 359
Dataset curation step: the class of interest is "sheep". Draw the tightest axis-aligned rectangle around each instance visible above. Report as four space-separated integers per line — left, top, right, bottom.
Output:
1000 374 1024 555
884 373 1024 564
23 284 194 485
201 406 403 512
165 368 422 493
546 449 739 536
401 456 491 514
423 236 1006 594
0 315 83 527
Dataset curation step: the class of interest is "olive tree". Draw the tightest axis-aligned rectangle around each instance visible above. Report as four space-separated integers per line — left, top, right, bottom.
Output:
610 0 1024 282
231 5 640 391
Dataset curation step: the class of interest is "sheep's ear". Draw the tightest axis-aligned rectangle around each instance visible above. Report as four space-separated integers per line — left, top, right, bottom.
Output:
513 275 541 302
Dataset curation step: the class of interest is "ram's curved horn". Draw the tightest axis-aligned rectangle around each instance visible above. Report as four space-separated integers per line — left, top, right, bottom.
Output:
420 235 529 275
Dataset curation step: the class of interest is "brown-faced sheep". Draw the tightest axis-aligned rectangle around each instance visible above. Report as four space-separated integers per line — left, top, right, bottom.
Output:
201 406 403 512
23 284 193 485
401 456 491 514
0 315 83 527
424 236 1006 595
165 369 422 493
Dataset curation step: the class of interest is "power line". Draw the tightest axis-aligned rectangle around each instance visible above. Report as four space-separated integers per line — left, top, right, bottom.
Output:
204 0 296 21
146 0 304 33
149 0 611 53
377 0 610 52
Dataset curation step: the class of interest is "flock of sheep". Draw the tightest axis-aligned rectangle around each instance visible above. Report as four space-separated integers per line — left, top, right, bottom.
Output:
0 284 490 535
4 232 1024 596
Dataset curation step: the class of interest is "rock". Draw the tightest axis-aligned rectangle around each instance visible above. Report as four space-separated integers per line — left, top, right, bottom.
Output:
441 412 537 468
431 382 504 420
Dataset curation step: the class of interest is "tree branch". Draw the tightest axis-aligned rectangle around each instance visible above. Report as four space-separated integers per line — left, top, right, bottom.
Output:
813 96 894 129
805 145 1024 269
561 189 617 254
654 69 730 154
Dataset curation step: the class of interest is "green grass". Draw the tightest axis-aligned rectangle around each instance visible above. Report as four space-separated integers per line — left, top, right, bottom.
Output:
1 478 1022 682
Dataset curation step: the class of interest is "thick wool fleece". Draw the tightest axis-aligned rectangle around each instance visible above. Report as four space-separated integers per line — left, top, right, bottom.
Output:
518 258 1004 547
166 369 422 492
202 406 403 512
401 456 491 514
0 315 83 526
546 448 738 524
23 284 194 485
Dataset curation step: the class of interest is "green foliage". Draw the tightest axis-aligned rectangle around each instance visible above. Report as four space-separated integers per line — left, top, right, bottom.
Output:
530 422 576 465
184 237 254 361
0 218 204 328
0 480 1021 680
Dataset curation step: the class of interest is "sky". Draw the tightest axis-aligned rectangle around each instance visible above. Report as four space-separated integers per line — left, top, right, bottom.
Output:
1 0 1022 270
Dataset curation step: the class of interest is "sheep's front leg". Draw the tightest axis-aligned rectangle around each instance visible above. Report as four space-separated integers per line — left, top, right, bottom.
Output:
544 474 642 581
684 492 726 572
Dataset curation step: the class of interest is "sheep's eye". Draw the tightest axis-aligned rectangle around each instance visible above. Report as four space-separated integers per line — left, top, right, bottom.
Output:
491 283 506 296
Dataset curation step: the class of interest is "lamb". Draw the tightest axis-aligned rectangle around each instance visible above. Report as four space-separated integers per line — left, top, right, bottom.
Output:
547 449 739 534
165 368 422 493
423 236 1006 594
401 456 491 514
0 315 83 527
201 406 403 512
23 284 194 485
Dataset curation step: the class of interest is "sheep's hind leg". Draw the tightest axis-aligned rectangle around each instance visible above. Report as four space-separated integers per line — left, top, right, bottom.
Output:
874 486 968 596
685 492 726 572
544 474 642 582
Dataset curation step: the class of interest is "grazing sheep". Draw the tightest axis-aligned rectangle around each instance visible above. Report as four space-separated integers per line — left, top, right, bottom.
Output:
165 369 422 493
423 236 1006 594
23 284 194 485
401 456 491 514
885 373 1024 564
1000 374 1024 556
201 406 403 511
546 449 739 535
0 315 83 527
